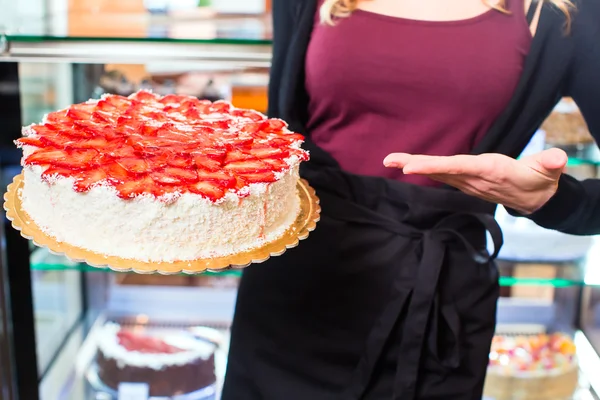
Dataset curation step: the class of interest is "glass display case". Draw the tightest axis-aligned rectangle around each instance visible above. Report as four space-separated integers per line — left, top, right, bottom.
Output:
1 2 600 399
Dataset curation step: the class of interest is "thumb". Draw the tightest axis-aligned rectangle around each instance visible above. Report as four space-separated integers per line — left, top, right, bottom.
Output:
524 148 567 179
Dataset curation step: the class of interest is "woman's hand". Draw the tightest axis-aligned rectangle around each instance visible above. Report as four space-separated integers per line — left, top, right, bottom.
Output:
383 148 568 214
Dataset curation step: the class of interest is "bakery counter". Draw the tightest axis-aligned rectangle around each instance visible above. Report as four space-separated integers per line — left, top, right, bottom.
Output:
0 1 272 65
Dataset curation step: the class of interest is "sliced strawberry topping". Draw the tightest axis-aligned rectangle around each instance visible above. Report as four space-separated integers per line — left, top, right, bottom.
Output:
237 170 277 183
248 145 289 159
73 168 107 192
66 108 93 121
69 137 109 150
25 149 70 166
223 148 255 164
104 163 130 183
193 154 221 172
104 95 131 109
16 137 44 147
117 330 185 354
196 169 236 188
41 165 75 181
224 159 270 174
188 180 225 201
115 176 155 199
262 158 288 171
116 158 148 174
20 92 309 200
129 90 159 103
152 167 198 185
209 101 232 113
167 154 193 169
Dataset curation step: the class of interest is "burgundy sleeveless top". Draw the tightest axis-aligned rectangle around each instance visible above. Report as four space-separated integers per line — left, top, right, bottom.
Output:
305 1 532 186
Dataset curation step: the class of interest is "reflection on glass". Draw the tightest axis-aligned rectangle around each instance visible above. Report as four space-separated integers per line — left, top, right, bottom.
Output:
3 0 272 43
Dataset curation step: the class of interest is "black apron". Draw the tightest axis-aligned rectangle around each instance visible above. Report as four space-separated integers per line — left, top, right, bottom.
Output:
222 156 503 400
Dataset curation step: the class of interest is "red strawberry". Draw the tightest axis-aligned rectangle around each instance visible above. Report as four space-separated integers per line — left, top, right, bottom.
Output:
159 94 186 105
192 154 221 171
232 109 265 122
69 137 109 150
188 180 225 201
96 99 117 112
223 148 255 164
105 95 131 109
105 162 130 183
139 124 160 137
92 111 113 123
61 149 99 169
24 149 70 166
39 134 75 148
73 168 107 192
167 154 193 169
202 147 227 162
224 159 270 174
248 146 289 159
240 122 262 134
41 165 74 181
232 137 254 148
262 119 287 132
152 167 198 185
209 101 231 113
208 120 231 130
196 169 236 188
129 91 158 103
289 148 310 161
237 170 277 183
115 176 155 199
66 108 92 121
281 133 305 142
145 111 168 122
145 154 170 170
262 158 288 171
31 123 64 137
16 137 44 147
116 158 148 174
108 145 137 159
71 122 103 137
184 107 201 120
71 102 98 114
44 110 69 123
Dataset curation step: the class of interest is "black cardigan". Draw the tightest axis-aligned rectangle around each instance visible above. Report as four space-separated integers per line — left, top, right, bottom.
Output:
267 0 600 235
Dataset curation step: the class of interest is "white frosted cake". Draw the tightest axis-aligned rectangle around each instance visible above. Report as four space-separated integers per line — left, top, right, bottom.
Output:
16 91 309 262
96 323 216 396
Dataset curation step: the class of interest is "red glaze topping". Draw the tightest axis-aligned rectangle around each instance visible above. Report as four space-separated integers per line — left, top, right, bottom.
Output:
17 91 309 202
117 330 185 354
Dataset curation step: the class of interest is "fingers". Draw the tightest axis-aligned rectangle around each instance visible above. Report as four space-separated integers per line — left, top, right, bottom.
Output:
521 148 567 179
540 148 568 173
384 153 485 176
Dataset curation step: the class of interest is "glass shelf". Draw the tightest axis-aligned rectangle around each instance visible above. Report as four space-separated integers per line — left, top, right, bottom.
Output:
29 247 598 286
1 0 272 44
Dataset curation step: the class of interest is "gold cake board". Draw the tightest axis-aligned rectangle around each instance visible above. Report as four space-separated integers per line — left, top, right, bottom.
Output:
4 173 320 275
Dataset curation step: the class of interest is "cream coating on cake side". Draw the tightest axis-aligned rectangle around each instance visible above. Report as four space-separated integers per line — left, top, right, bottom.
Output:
97 323 215 370
21 162 301 262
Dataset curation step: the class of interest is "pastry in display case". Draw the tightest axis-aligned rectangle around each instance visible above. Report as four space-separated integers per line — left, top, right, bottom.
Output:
94 323 217 397
484 333 579 400
542 97 593 147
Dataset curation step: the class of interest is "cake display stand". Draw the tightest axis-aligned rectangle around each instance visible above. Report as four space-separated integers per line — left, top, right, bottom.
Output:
4 173 321 274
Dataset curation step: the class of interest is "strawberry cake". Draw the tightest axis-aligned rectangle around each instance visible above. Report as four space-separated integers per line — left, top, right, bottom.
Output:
483 333 578 400
16 91 309 262
96 323 216 396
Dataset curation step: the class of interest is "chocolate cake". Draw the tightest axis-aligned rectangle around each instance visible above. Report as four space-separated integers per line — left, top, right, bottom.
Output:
96 323 216 396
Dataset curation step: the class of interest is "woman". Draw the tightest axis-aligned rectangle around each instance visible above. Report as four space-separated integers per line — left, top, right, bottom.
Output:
222 0 600 399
